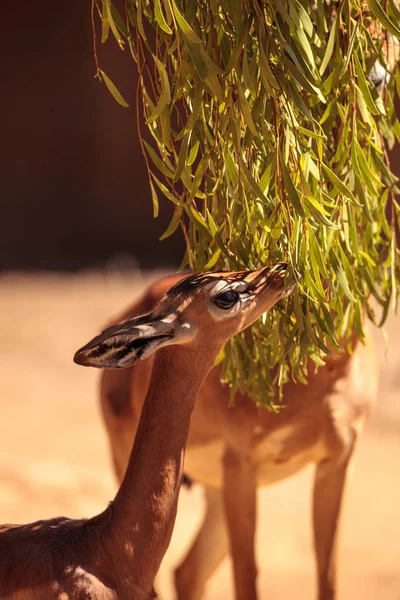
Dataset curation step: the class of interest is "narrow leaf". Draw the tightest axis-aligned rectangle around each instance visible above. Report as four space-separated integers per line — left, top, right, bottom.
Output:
237 82 258 136
366 0 400 37
280 157 305 217
154 0 173 34
319 13 337 75
99 70 129 107
322 163 357 203
149 180 159 217
159 207 182 240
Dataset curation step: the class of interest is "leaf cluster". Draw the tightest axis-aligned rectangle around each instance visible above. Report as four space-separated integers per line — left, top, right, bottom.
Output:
93 0 400 407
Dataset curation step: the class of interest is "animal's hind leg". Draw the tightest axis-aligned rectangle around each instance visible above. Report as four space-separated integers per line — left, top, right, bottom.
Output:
174 486 229 600
223 447 258 600
313 447 355 600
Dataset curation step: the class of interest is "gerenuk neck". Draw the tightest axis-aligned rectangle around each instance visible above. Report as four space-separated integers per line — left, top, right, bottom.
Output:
104 343 217 596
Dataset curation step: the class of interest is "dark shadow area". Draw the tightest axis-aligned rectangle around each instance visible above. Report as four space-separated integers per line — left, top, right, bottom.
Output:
1 0 184 271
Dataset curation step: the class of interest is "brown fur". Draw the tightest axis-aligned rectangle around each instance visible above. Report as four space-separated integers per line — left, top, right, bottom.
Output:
0 512 120 599
0 266 288 600
101 275 379 600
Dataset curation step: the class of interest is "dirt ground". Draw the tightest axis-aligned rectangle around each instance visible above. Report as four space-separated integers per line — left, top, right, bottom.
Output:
0 270 399 599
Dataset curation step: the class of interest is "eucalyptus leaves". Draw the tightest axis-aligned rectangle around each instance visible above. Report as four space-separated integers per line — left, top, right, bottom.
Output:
93 0 400 406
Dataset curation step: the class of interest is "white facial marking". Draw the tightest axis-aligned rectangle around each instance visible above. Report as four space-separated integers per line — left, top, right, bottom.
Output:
240 293 252 304
205 278 248 298
205 279 229 295
161 314 177 324
136 324 156 334
230 280 248 292
175 296 192 312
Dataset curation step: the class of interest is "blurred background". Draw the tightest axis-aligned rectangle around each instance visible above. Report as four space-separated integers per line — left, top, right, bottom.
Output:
1 0 184 271
1 1 399 599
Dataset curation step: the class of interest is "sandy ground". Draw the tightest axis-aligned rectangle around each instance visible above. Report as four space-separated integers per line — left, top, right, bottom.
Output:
0 270 399 599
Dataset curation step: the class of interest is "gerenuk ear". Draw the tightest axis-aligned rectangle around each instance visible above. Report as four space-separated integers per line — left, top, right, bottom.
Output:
73 315 175 369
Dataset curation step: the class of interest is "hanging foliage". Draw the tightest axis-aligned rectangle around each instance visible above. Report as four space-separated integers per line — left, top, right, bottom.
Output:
92 0 400 407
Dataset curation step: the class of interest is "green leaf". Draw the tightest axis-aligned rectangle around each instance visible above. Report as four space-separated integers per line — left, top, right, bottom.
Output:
242 50 256 92
280 156 305 217
239 159 270 204
331 257 357 302
136 0 147 40
297 125 326 140
146 57 171 124
206 209 218 237
190 207 210 232
104 0 125 49
351 140 375 195
353 53 379 116
101 0 110 43
226 26 247 72
154 0 173 34
294 27 316 71
110 4 131 40
309 229 328 278
340 21 359 77
258 36 279 92
188 157 208 203
171 0 201 42
188 138 200 166
284 57 326 103
259 155 277 193
237 82 258 136
355 85 372 125
143 140 174 178
366 0 400 37
303 192 328 216
204 247 222 269
159 207 182 240
353 137 382 189
319 13 337 75
160 208 182 242
174 133 191 182
204 71 225 101
99 70 129 107
149 180 159 217
151 173 181 204
292 0 314 37
321 163 357 204
339 242 362 296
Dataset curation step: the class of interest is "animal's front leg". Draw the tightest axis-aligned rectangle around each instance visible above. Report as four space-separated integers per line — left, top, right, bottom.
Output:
223 447 258 600
174 486 229 600
313 448 355 600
